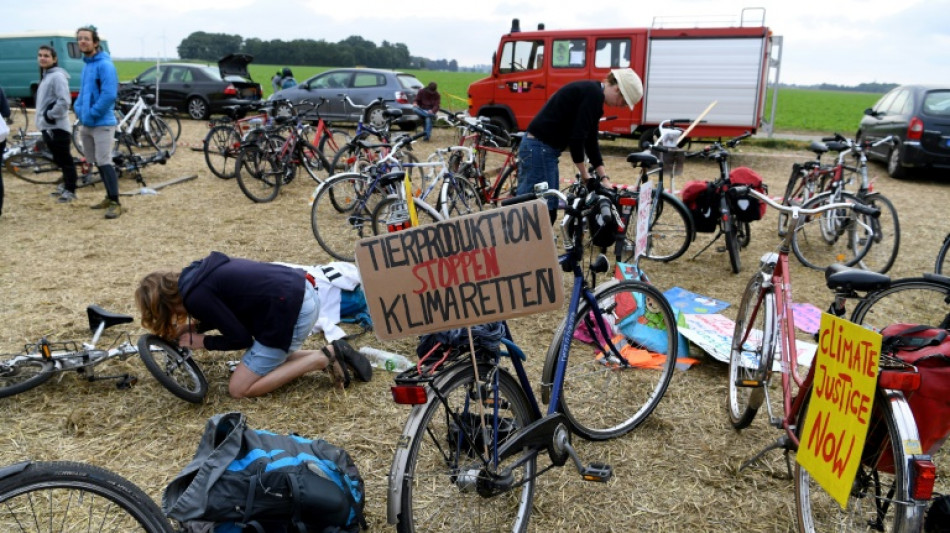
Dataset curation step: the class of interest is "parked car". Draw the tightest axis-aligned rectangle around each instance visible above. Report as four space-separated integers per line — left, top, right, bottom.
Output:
857 84 950 178
121 54 263 120
270 68 423 130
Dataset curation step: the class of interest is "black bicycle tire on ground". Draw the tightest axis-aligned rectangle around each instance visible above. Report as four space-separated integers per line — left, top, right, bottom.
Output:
738 220 751 248
540 279 678 440
296 140 324 183
849 277 950 332
395 363 536 533
727 272 776 429
236 140 282 203
202 124 242 179
312 174 387 261
317 128 350 169
0 354 55 398
856 192 900 274
791 191 872 271
158 112 182 141
136 334 207 404
726 219 742 273
0 460 174 532
4 152 61 184
937 234 950 275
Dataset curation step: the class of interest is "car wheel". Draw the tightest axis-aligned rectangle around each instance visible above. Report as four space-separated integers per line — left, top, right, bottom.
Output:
188 97 210 120
367 105 386 130
887 143 907 179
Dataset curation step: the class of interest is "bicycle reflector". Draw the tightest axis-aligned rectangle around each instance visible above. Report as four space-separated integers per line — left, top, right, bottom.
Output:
877 368 921 392
912 458 936 500
391 385 427 405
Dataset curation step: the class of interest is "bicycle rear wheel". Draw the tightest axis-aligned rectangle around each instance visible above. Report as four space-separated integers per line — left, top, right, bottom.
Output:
856 192 900 274
317 128 350 167
202 124 241 179
792 191 873 271
849 277 950 332
541 279 677 440
311 173 388 261
623 191 693 263
795 390 923 532
136 334 208 404
394 364 536 533
236 138 283 203
728 272 776 429
937 234 950 275
5 152 61 184
0 460 173 532
0 353 54 398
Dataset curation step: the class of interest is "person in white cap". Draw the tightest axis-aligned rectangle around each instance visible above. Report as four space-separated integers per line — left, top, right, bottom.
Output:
517 68 643 223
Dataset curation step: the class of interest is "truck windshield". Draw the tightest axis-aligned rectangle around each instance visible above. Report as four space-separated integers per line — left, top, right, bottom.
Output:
498 40 544 74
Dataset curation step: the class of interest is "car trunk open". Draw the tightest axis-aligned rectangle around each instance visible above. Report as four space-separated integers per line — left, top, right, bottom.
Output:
218 53 262 100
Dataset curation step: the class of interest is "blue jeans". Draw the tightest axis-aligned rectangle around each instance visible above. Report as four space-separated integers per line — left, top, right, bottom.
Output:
517 136 561 212
413 106 435 139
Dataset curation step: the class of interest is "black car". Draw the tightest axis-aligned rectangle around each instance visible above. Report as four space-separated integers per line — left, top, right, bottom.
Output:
122 54 263 120
857 85 950 178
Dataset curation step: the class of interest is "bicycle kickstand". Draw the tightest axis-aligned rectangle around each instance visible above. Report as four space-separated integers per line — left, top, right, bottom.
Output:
739 434 794 477
690 228 723 260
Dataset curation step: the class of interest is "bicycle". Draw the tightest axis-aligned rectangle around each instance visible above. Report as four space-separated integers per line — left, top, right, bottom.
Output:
330 95 417 176
722 187 942 531
202 100 276 179
0 305 207 404
442 110 522 206
937 233 950 275
71 87 176 157
6 97 30 138
776 137 851 237
386 183 678 531
790 133 901 274
0 460 174 532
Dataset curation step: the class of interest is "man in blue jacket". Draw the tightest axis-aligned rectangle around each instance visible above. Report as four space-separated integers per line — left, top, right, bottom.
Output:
74 25 121 219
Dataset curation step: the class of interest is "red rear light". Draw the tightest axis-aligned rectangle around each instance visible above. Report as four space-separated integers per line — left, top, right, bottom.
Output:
395 91 409 104
907 116 924 141
391 385 427 404
224 84 238 96
911 459 936 500
877 369 920 392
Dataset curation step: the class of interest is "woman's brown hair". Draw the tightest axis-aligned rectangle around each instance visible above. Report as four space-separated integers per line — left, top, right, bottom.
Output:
135 271 184 340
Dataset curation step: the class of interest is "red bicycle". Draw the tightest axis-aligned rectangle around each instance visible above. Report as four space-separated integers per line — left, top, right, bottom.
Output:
443 111 521 205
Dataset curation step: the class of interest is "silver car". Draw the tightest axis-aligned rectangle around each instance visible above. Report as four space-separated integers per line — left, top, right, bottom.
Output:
271 67 423 130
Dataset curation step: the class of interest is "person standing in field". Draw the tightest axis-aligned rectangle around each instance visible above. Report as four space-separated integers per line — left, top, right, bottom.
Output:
413 81 441 141
517 68 643 223
36 45 80 204
73 24 121 219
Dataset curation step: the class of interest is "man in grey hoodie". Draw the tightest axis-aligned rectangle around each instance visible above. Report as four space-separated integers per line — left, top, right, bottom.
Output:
36 45 79 203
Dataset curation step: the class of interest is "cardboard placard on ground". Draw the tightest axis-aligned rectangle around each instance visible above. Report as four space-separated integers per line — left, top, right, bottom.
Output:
355 200 564 341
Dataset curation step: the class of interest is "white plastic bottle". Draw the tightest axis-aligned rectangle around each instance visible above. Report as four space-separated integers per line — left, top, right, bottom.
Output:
359 347 413 372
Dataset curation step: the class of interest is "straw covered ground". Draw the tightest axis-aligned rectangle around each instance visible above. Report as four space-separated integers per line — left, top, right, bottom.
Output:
0 116 947 532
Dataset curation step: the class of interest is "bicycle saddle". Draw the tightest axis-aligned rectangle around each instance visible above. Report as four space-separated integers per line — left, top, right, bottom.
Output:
86 305 134 332
625 151 659 168
808 140 829 155
824 264 891 292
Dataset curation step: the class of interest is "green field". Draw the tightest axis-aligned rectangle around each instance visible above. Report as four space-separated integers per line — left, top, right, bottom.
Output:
114 60 881 135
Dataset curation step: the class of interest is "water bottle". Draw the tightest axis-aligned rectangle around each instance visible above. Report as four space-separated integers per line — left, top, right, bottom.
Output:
359 347 413 372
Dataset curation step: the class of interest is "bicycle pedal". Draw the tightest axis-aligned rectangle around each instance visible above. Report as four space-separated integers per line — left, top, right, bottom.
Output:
580 462 613 483
116 374 138 389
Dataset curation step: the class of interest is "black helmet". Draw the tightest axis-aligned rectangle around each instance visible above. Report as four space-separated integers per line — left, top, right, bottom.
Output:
282 67 293 77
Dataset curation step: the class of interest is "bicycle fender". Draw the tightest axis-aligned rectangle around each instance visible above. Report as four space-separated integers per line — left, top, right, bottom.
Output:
879 389 929 529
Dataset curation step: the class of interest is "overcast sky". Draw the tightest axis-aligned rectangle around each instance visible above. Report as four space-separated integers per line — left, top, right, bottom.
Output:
4 0 948 86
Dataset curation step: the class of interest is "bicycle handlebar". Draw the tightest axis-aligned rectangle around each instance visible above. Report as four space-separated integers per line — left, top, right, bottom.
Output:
733 186 880 218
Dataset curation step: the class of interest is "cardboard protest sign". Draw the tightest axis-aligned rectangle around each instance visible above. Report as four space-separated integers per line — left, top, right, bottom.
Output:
355 200 564 341
797 313 882 509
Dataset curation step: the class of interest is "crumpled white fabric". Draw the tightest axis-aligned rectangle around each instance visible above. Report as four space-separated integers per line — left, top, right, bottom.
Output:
274 261 362 342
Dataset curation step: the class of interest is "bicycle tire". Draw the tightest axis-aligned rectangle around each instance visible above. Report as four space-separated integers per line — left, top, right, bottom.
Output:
937 234 950 275
0 460 173 532
795 390 923 532
71 121 84 156
159 112 182 141
0 353 55 398
4 152 61 184
202 124 242 179
738 221 752 248
490 163 519 205
622 191 694 263
778 164 810 237
849 277 950 332
856 192 900 274
541 279 677 440
727 272 776 429
136 334 208 404
394 364 536 533
296 140 324 183
317 128 350 168
438 175 483 219
791 191 873 271
8 100 29 135
726 218 742 274
311 173 389 261
331 143 374 175
144 115 176 155
236 139 283 203
371 196 442 235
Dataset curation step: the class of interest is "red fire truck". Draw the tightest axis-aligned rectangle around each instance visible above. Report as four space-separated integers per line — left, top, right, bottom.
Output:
467 10 782 143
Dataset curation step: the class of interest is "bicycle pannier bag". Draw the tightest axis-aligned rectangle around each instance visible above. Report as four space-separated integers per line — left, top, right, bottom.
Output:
163 412 367 533
727 167 768 222
680 180 718 233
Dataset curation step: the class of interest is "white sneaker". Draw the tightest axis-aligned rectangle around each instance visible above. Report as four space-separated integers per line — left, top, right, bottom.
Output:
57 190 78 203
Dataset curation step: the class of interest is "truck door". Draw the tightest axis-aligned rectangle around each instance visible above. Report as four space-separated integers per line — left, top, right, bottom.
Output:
494 38 547 130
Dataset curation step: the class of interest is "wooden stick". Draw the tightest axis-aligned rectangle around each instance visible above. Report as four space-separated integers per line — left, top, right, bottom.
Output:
676 101 718 145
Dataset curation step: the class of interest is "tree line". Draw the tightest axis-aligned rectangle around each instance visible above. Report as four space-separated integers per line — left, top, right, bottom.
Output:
177 31 459 71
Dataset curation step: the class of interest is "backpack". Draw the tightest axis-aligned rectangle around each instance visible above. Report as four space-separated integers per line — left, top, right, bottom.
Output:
163 412 367 533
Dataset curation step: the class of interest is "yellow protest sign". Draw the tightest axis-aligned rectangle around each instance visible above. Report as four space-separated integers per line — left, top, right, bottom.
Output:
797 313 882 508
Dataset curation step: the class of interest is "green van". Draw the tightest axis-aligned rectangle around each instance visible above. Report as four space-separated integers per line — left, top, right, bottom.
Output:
0 31 110 103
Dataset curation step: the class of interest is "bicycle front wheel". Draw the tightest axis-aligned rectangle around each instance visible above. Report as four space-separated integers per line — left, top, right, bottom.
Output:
795 390 923 532
856 192 900 274
728 272 777 429
136 335 208 404
438 175 483 219
395 364 536 533
792 191 873 271
5 152 61 184
542 279 677 440
0 460 173 532
311 174 387 261
726 219 742 273
0 353 54 398
202 125 242 179
850 277 950 332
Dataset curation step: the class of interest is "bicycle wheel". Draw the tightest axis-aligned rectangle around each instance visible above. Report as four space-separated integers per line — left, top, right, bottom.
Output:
792 191 873 271
317 128 350 166
71 121 84 156
778 164 809 237
4 152 61 184
937 234 950 275
202 125 242 179
136 334 207 404
395 364 536 533
738 220 752 248
296 140 325 183
0 460 173 532
727 272 776 429
371 196 442 235
438 175 483 219
331 143 375 175
311 174 387 261
795 390 923 532
490 163 519 205
542 279 677 440
159 112 182 141
144 115 176 155
0 353 54 398
623 191 694 263
236 138 283 203
856 192 900 274
850 277 950 332
726 218 742 273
